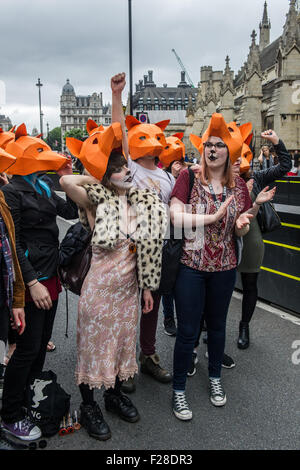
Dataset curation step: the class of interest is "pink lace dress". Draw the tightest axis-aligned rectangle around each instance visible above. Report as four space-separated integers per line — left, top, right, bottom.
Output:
75 239 139 389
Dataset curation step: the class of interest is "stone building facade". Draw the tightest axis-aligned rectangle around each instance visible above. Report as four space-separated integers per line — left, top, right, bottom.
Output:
186 0 300 157
60 79 111 150
0 114 12 131
130 70 198 138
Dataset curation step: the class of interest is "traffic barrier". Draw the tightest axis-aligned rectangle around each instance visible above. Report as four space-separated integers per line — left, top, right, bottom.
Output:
236 176 300 315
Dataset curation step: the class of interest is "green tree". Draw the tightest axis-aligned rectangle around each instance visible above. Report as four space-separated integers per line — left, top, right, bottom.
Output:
64 128 87 142
46 127 62 151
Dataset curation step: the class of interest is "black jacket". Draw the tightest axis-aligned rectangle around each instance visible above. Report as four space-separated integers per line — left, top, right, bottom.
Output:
252 139 292 195
2 175 78 283
252 139 291 231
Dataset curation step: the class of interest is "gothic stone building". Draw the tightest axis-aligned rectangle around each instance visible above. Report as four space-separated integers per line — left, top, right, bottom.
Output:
0 114 12 131
186 0 300 157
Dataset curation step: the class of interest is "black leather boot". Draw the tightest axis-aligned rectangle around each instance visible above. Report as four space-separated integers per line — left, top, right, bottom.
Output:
104 392 140 423
80 402 111 441
237 322 250 349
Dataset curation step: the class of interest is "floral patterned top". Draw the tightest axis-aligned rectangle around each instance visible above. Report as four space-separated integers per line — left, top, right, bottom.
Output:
171 170 252 272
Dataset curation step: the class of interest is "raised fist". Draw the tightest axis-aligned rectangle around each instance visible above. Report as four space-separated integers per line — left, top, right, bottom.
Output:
111 73 126 94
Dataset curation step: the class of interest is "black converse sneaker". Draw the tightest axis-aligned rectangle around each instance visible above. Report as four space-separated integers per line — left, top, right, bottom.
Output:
209 378 227 407
172 391 192 421
164 317 177 336
205 351 235 369
187 351 198 377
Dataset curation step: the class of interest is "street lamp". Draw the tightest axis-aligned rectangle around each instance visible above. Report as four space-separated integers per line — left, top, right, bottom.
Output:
128 0 133 115
36 78 43 138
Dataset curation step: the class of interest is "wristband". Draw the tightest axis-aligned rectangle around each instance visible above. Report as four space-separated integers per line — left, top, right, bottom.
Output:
28 280 38 288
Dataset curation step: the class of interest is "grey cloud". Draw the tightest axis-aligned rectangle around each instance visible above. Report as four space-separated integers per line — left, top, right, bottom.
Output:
0 0 289 130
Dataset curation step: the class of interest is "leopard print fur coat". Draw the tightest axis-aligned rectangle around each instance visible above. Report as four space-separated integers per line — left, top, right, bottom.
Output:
78 183 168 291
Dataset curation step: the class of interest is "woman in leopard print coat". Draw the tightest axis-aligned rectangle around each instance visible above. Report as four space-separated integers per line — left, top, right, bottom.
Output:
60 151 167 441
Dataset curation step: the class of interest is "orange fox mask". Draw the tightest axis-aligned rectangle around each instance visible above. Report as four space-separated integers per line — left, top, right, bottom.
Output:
125 116 169 160
227 121 253 173
0 126 16 150
0 147 16 173
66 122 123 181
159 132 185 168
86 119 105 136
190 113 243 164
5 124 68 175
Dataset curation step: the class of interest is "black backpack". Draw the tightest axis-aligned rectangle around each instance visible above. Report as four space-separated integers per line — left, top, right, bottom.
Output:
26 370 71 437
159 168 195 295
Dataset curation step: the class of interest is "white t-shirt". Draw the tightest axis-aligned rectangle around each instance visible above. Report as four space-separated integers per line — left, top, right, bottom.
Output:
128 157 175 205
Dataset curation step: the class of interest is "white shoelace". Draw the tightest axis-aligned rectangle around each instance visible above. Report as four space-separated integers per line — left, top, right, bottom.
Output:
210 379 225 397
174 392 190 411
16 418 31 432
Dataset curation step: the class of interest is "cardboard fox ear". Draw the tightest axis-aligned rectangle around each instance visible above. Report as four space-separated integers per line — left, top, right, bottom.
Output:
9 125 16 133
239 122 252 141
36 133 42 139
0 128 3 134
173 132 184 140
125 115 141 130
190 134 202 150
15 123 27 140
245 132 253 147
66 137 83 157
86 119 104 135
155 120 170 131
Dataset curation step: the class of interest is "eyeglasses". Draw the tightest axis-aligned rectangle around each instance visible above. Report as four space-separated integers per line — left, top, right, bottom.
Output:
204 142 227 149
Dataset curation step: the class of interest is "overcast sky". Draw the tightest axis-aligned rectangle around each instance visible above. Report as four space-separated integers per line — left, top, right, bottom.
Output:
0 0 291 133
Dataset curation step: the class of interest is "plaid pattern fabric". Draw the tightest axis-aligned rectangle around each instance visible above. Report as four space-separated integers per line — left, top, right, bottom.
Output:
0 214 14 312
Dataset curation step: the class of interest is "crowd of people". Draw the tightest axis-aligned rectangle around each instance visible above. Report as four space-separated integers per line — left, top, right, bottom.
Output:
0 72 292 446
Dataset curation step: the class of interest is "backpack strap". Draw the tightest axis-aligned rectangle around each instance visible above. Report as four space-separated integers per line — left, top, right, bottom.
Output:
65 288 69 338
187 167 195 198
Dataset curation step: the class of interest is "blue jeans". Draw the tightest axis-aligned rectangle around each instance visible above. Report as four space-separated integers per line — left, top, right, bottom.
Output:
162 293 175 319
173 264 236 391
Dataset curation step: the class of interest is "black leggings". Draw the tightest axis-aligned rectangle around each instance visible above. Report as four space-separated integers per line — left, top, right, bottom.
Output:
79 377 123 405
241 272 259 324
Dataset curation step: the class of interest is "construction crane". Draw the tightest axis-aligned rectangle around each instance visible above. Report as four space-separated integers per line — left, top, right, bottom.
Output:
171 48 195 88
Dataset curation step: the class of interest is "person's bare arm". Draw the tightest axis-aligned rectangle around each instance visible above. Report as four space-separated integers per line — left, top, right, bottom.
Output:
170 196 234 228
59 174 98 208
111 72 129 159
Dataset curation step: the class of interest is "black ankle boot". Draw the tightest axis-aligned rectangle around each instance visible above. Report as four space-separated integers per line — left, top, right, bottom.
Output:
104 391 140 423
80 402 111 441
237 322 250 349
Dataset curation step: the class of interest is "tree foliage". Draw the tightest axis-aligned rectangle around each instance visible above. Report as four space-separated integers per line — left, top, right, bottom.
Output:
46 127 62 151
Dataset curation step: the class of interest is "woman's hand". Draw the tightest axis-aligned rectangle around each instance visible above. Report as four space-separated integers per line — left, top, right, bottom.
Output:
236 212 253 231
57 157 73 177
261 130 279 146
111 73 126 95
212 195 234 223
142 289 153 314
190 163 202 177
11 308 25 335
0 173 9 185
171 161 183 179
28 281 52 310
246 179 254 195
255 186 276 205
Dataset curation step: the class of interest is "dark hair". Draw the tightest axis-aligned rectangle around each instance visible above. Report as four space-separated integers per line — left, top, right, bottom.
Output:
101 151 127 191
166 158 184 173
